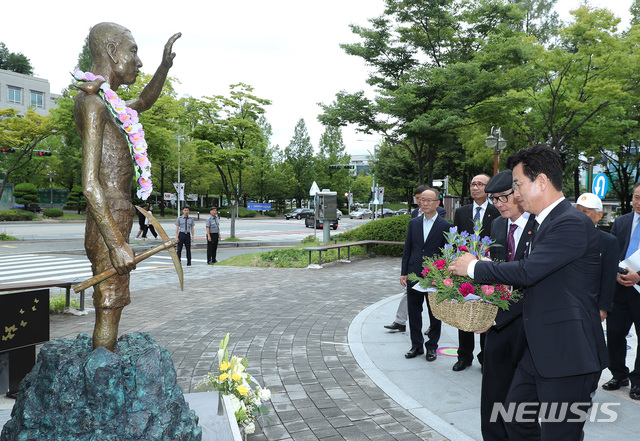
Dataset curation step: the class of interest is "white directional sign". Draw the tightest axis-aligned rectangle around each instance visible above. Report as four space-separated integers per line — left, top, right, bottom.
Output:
309 181 320 196
592 173 608 199
173 183 185 201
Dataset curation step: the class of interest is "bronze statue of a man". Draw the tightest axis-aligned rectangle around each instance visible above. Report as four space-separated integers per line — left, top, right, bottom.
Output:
74 23 180 351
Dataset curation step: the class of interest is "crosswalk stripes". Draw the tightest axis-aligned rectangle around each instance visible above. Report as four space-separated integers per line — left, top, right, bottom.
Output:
0 254 175 285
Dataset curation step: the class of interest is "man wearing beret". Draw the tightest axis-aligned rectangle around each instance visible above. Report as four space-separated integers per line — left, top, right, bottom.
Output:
480 170 536 441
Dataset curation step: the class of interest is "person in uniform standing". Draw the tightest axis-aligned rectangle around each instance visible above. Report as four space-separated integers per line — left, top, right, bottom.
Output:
206 206 222 264
175 206 195 266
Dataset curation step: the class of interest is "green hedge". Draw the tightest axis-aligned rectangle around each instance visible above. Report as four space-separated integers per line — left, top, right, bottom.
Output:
334 215 409 256
43 208 64 218
218 207 258 218
0 210 36 221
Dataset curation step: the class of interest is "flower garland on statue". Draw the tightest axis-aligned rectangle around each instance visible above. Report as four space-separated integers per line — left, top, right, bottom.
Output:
72 69 152 200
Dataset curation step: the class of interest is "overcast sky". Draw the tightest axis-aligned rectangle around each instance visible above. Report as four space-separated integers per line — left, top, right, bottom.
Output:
1 0 633 157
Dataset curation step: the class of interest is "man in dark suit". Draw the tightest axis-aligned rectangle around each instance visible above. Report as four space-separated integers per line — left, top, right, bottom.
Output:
401 187 452 362
481 170 536 441
453 173 500 371
385 185 446 332
603 182 640 400
449 145 607 440
576 193 618 323
385 185 429 332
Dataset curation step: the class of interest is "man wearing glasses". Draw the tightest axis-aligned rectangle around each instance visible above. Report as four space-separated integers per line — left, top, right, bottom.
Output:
481 170 535 441
400 188 452 362
452 174 500 372
449 145 606 440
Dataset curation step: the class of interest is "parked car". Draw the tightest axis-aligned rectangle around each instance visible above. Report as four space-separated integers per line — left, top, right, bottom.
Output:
395 208 410 216
336 209 342 220
305 217 338 230
349 208 373 219
375 208 396 218
284 208 314 220
12 204 42 213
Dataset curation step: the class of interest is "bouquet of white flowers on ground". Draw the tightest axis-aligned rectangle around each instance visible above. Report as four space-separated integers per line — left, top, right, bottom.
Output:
197 333 271 435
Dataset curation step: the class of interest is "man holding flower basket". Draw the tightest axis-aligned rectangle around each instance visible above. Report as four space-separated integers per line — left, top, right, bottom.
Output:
481 169 536 441
449 145 607 441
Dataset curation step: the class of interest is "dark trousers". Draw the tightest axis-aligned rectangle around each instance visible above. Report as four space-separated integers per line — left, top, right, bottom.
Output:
142 224 157 239
407 282 441 350
457 329 486 365
480 315 526 441
177 232 191 265
207 233 219 263
504 346 600 441
606 286 640 385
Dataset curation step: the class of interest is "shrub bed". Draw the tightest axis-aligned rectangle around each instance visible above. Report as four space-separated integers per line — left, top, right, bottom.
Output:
0 210 36 221
43 208 64 218
335 216 408 256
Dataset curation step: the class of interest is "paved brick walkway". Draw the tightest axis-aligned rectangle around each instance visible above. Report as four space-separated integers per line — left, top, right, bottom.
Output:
50 257 448 441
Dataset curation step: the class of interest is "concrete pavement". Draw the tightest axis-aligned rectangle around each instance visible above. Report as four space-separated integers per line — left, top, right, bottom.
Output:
1 236 639 439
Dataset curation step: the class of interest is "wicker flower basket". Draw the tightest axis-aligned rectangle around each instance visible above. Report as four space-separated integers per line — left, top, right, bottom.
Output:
428 291 498 332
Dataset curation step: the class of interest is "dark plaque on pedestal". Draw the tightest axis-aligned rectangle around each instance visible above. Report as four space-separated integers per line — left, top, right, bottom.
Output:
0 289 49 396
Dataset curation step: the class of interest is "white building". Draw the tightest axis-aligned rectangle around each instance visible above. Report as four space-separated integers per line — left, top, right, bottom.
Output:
0 68 59 116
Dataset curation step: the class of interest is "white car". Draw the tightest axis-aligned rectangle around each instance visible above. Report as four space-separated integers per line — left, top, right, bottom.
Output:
349 208 373 219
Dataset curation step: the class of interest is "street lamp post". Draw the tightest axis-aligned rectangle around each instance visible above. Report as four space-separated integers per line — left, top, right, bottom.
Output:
175 134 185 213
47 172 56 208
484 127 507 176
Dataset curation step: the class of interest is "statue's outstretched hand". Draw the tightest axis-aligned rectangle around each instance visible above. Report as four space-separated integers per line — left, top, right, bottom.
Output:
162 33 182 68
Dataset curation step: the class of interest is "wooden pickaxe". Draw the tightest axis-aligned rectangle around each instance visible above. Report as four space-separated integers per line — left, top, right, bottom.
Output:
72 206 184 293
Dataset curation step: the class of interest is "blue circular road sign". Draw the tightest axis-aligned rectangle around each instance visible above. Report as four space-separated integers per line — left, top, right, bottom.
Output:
592 173 609 199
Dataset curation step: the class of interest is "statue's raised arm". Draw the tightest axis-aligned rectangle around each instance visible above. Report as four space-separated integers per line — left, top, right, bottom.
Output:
128 32 181 113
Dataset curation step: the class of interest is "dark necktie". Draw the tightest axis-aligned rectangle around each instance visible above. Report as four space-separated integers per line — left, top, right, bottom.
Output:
507 223 518 262
527 221 539 255
473 206 482 223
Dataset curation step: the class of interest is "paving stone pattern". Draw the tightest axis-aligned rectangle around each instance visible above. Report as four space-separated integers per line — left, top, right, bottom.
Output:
50 258 448 441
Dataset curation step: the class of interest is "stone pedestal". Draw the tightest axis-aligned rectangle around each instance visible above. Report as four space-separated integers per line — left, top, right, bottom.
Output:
0 332 202 440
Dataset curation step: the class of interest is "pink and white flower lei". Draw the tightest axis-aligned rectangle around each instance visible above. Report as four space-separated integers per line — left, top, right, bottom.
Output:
72 68 152 200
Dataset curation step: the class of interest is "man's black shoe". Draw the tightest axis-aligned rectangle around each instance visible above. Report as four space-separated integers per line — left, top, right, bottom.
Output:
426 349 437 362
384 322 406 332
405 348 424 359
423 326 431 336
602 377 629 391
452 360 472 371
630 384 640 400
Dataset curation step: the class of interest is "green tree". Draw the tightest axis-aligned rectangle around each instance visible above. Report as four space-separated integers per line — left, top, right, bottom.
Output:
13 183 39 210
0 109 54 202
319 0 537 187
76 31 93 72
499 7 640 199
191 83 271 237
372 141 422 206
314 126 351 202
65 185 86 213
284 119 315 207
0 42 34 75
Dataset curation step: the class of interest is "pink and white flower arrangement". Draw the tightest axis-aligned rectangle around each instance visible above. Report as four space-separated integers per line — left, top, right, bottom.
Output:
72 69 153 200
409 219 518 311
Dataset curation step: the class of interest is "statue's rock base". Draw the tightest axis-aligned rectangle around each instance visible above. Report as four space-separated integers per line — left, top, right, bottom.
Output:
0 332 202 441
